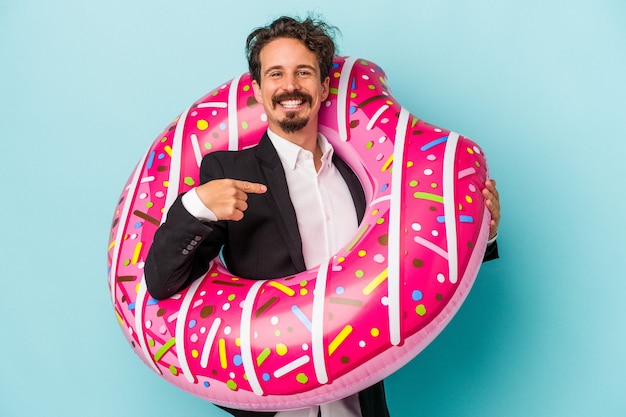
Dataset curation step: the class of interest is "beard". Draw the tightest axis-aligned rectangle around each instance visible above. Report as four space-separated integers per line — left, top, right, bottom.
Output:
278 112 309 133
272 91 313 134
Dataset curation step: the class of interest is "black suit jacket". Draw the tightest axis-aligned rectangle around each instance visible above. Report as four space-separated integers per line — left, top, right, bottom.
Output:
145 133 497 417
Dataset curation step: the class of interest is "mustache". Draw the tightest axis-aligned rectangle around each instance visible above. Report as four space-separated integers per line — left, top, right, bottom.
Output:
271 91 313 107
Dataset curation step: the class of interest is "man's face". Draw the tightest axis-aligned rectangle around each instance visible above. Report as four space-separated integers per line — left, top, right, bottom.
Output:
252 37 330 137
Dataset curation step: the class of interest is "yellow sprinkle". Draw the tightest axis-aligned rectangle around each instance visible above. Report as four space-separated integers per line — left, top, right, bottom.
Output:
131 242 142 264
191 349 199 358
466 195 473 203
164 145 172 157
196 119 209 130
276 343 288 356
268 281 295 296
370 328 380 337
381 155 394 172
219 338 227 369
328 325 353 356
358 250 367 257
363 268 388 295
108 240 116 251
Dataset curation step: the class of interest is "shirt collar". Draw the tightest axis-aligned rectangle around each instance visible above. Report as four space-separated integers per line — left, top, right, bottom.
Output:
267 129 334 171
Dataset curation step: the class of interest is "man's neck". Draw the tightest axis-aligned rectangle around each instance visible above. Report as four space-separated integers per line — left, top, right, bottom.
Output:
268 127 324 172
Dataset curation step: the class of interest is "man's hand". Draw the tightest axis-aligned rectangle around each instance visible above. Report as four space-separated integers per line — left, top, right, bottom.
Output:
482 179 500 240
195 179 267 221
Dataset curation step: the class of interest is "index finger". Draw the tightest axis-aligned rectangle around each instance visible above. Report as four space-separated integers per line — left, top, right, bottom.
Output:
233 180 267 194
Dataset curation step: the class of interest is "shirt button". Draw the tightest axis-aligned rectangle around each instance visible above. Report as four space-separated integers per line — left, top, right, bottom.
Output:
194 235 202 241
186 244 194 251
182 249 189 255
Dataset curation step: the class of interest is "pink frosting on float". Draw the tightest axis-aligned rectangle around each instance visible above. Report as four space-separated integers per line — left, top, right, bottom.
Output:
107 56 491 411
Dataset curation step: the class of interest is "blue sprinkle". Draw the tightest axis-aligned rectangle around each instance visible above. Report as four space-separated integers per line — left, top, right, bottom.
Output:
349 105 357 115
420 136 449 151
336 286 345 295
133 221 143 229
412 290 423 301
459 215 474 223
436 216 446 223
332 63 340 69
157 153 165 159
291 305 312 332
188 319 197 329
219 123 227 130
262 373 271 381
146 298 158 306
203 381 210 388
233 354 243 366
127 302 136 310
147 151 155 169
381 183 389 191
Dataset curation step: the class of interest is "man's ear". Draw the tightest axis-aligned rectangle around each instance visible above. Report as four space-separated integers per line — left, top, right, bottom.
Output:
252 80 263 104
321 76 330 101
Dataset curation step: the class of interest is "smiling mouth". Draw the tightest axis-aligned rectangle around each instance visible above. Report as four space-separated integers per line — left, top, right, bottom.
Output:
280 99 304 109
272 92 312 110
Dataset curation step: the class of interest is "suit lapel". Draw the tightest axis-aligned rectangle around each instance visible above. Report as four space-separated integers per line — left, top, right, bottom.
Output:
333 153 366 223
255 134 307 273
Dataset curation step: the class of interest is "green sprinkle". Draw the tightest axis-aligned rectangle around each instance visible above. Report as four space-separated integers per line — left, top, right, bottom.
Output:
257 348 271 366
415 304 427 316
154 337 176 362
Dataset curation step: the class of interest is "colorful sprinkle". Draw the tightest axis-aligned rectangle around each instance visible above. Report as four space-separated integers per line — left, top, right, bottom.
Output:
362 268 388 295
268 281 295 296
154 337 176 362
291 305 312 331
329 325 353 356
257 348 271 366
276 343 288 356
415 305 427 316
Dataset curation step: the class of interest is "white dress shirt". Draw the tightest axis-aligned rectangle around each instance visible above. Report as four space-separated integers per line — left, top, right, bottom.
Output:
182 130 363 416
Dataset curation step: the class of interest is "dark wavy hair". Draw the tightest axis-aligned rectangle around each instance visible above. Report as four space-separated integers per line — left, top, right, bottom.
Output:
245 15 339 85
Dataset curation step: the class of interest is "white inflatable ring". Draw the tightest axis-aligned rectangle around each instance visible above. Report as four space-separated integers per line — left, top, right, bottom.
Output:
107 56 491 410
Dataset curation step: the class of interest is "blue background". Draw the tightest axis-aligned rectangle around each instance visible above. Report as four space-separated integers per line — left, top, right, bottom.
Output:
1 1 625 416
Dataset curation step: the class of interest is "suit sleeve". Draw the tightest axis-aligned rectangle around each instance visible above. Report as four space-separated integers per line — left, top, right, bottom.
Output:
144 153 229 300
483 240 499 262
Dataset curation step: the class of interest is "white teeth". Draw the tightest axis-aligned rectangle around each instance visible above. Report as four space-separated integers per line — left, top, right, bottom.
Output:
280 100 303 108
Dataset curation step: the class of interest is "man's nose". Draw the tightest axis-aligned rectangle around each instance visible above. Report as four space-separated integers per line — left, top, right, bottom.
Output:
283 73 299 92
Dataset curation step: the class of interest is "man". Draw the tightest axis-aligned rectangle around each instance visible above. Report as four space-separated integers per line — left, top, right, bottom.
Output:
145 15 500 417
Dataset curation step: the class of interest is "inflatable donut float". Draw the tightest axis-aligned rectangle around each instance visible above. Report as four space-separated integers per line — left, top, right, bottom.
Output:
107 56 491 411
